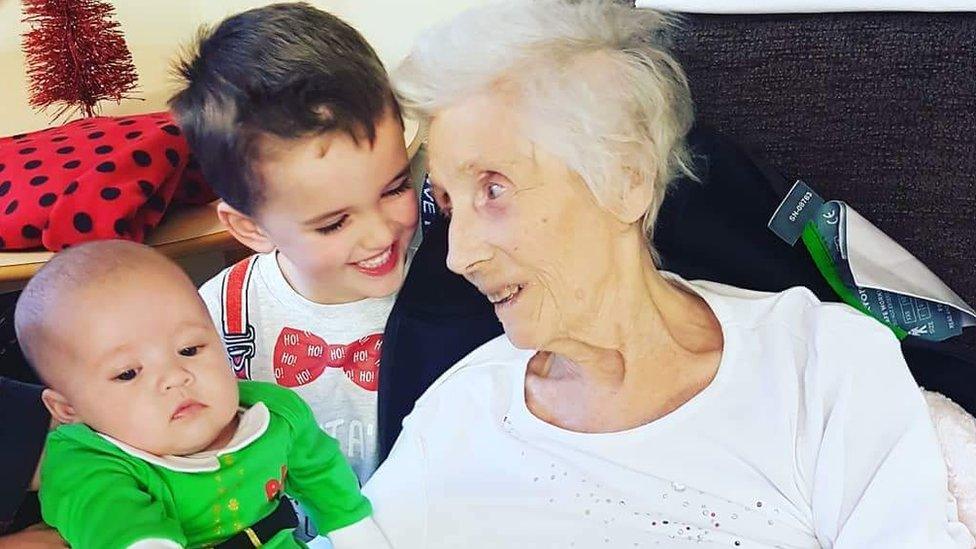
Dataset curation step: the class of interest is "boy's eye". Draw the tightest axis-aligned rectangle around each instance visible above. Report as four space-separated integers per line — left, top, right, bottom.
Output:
115 369 138 381
179 346 200 357
382 177 412 198
316 215 347 235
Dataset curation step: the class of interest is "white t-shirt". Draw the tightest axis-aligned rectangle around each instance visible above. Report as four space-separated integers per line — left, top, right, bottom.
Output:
364 276 973 548
200 252 391 483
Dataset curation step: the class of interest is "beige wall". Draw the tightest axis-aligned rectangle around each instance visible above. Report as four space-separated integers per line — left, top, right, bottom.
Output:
0 0 486 135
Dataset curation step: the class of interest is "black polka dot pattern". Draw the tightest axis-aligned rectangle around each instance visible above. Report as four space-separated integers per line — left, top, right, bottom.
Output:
132 150 152 167
100 187 121 200
39 193 57 207
73 212 93 233
114 218 130 236
0 111 211 251
21 225 41 239
165 148 181 167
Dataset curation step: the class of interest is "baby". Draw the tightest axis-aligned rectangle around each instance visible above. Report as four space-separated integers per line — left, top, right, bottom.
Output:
14 240 389 549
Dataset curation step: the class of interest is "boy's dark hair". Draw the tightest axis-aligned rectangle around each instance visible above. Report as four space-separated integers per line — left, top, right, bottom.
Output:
169 2 399 215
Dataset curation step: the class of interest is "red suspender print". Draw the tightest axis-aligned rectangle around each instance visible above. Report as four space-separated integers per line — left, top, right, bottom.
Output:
221 256 258 379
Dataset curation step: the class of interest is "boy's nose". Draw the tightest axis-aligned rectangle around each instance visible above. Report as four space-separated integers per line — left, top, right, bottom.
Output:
360 209 397 250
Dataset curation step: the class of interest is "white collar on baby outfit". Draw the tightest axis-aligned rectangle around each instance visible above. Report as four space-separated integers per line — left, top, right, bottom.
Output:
97 402 270 473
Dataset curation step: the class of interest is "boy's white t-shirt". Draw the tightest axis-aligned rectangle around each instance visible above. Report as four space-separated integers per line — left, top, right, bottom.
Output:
364 276 973 548
199 252 391 483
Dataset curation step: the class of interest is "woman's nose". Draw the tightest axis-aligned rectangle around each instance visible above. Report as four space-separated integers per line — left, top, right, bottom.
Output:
445 209 490 276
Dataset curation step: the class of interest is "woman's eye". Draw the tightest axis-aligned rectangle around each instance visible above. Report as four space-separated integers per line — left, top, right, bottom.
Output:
179 346 200 357
486 182 506 200
115 369 138 381
316 216 347 234
432 190 452 219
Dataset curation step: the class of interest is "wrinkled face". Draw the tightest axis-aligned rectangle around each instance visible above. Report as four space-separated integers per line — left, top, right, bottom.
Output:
48 267 239 456
253 109 419 303
427 92 621 350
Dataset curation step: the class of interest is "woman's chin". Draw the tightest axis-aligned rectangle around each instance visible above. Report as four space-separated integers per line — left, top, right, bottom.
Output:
502 324 543 350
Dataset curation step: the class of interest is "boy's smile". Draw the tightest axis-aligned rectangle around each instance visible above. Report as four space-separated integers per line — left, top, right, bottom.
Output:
352 240 401 277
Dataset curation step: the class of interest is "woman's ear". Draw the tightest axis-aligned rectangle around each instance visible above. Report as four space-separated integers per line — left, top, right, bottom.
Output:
41 388 79 425
608 168 655 225
216 201 276 254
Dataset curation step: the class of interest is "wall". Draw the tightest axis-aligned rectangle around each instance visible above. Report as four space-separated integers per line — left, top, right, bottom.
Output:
0 0 487 135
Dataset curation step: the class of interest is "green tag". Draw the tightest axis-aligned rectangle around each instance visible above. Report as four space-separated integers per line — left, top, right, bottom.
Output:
807 201 963 342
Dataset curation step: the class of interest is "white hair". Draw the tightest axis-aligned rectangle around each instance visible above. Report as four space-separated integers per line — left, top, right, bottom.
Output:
394 0 695 258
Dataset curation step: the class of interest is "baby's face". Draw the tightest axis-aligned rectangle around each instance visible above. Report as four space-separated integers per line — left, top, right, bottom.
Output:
49 266 239 456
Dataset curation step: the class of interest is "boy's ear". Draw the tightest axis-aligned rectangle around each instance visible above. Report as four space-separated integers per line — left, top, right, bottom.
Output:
216 202 275 254
41 388 80 425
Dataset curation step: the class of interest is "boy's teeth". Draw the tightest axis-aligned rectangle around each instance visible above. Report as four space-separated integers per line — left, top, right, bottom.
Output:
358 248 391 269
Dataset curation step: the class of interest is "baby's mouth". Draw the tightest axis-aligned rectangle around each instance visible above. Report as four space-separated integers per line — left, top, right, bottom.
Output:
171 399 206 420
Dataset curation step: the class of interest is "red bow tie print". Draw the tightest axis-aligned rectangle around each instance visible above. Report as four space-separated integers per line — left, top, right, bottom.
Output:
272 328 381 391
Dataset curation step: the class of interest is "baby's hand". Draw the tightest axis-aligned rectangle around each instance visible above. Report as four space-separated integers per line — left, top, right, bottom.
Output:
0 523 68 548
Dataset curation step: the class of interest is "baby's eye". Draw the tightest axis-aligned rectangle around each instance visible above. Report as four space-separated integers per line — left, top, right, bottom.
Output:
179 346 200 357
115 369 138 381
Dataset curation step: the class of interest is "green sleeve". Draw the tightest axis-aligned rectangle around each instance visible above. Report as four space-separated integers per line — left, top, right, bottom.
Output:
248 383 372 534
40 428 187 549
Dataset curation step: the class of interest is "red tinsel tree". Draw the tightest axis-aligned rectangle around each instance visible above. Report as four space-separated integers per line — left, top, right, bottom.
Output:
22 0 139 120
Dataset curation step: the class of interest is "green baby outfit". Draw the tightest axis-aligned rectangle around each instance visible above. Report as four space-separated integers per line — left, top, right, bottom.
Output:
40 381 371 548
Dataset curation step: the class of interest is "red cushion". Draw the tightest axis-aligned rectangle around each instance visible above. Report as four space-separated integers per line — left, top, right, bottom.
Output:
0 112 216 251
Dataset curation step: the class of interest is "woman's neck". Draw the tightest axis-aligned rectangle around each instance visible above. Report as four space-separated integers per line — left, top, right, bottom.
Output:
526 232 723 432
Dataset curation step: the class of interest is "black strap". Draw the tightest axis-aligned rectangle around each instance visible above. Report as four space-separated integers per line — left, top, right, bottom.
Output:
214 499 298 548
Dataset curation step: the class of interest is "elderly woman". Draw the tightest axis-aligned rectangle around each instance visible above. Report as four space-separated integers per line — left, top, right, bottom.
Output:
364 1 971 547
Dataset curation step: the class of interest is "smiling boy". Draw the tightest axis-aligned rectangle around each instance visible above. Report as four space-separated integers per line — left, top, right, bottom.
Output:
169 3 418 483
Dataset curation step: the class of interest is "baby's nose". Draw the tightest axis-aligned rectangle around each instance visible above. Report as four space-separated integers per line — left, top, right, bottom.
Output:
161 366 193 391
